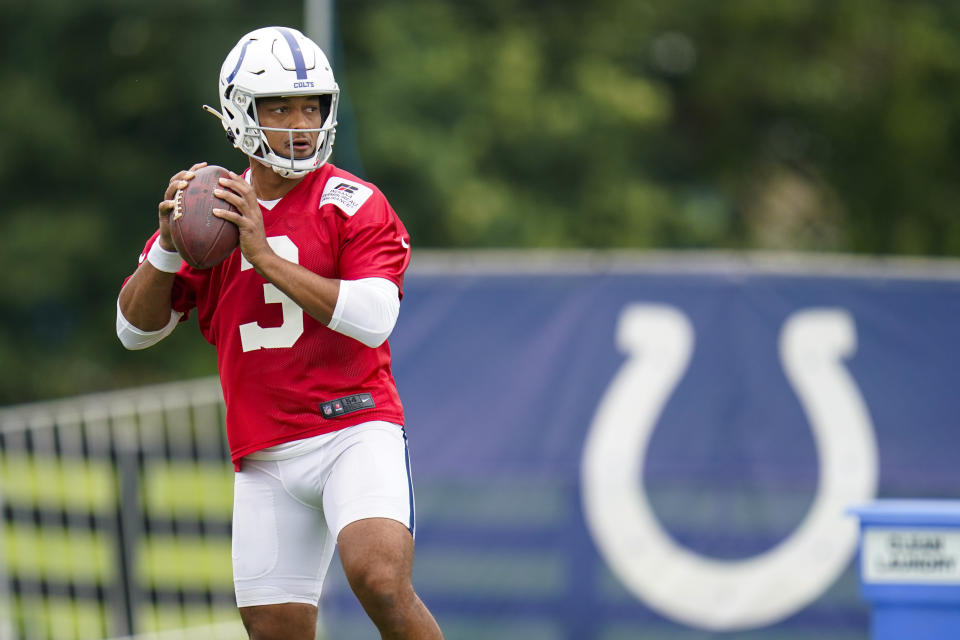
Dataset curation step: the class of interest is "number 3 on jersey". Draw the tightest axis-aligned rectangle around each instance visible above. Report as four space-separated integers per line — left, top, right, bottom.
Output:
239 235 304 352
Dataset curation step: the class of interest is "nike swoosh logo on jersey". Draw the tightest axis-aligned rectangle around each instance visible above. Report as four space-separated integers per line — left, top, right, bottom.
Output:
400 237 410 249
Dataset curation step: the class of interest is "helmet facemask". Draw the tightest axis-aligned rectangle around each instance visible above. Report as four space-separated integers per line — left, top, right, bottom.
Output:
227 88 338 179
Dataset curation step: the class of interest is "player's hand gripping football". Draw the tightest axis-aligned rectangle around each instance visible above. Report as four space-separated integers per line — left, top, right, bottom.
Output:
212 173 272 267
157 162 208 252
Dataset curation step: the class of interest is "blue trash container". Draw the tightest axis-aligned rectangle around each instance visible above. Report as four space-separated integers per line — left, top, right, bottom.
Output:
849 500 960 640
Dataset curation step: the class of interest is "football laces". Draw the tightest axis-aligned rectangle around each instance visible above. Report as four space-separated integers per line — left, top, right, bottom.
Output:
173 188 184 221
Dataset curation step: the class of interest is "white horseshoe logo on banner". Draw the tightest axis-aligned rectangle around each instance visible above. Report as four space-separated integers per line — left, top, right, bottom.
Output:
580 305 878 631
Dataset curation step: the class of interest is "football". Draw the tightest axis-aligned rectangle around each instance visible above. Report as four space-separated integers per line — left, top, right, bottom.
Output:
170 165 240 269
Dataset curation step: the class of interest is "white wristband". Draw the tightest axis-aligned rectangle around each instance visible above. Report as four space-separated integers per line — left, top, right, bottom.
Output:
146 241 183 273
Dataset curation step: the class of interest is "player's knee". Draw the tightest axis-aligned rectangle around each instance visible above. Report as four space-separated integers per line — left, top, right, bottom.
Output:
349 564 412 613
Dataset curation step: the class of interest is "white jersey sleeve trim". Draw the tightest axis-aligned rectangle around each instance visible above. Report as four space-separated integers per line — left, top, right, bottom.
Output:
327 277 400 348
116 298 183 350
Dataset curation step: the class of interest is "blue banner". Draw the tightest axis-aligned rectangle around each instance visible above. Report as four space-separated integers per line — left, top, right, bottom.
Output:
321 256 960 639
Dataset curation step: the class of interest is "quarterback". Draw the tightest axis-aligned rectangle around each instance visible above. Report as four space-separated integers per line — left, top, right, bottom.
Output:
117 26 443 640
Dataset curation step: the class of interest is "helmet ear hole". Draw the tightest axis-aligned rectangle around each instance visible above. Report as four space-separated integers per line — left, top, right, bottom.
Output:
318 94 333 122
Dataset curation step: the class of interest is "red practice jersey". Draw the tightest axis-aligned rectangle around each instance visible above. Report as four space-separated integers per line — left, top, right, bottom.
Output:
128 164 411 468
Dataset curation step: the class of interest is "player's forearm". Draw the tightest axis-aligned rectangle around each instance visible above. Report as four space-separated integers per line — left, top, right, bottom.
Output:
118 263 179 331
252 251 340 325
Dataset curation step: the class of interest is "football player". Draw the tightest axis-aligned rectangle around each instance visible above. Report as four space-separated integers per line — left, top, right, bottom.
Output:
117 26 443 640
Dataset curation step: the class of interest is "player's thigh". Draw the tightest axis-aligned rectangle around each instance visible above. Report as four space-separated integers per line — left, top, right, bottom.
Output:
338 516 415 588
239 602 316 640
320 421 415 539
232 459 336 607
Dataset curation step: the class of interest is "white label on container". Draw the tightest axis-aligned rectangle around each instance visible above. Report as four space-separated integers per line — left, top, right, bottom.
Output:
863 528 960 584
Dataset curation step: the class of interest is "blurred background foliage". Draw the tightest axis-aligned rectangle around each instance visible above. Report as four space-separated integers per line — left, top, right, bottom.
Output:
3 0 960 403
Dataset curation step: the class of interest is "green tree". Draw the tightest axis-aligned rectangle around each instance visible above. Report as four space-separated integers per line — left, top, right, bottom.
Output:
341 0 960 253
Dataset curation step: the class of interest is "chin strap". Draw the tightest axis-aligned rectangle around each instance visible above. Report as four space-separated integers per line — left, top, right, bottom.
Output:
260 158 309 179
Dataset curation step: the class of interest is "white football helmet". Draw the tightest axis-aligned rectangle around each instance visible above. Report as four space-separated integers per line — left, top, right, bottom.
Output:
205 27 340 178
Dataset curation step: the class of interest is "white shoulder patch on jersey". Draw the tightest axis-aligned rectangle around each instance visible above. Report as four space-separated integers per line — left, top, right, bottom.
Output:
319 177 374 217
